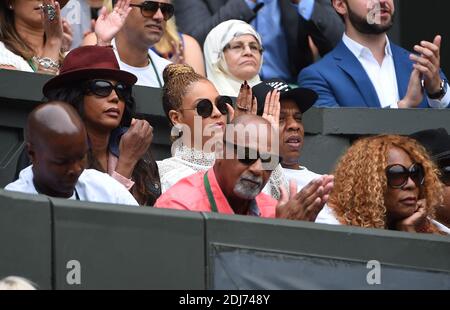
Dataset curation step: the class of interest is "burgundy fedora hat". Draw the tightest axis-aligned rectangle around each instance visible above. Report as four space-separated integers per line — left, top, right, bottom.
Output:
43 45 137 96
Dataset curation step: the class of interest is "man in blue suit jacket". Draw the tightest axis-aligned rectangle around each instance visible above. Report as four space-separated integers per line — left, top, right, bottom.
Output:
298 0 450 109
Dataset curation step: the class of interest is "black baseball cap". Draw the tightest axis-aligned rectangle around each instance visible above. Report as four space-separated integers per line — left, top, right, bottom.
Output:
252 79 318 116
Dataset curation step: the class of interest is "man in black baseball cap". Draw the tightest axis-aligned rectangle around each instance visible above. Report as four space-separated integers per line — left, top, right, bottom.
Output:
252 79 323 191
410 128 450 228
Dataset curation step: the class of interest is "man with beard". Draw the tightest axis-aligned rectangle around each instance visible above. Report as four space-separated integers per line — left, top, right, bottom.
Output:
155 115 334 221
298 0 450 109
92 0 172 87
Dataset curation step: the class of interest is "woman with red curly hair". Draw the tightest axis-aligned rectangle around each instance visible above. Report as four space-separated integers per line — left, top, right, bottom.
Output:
316 135 450 235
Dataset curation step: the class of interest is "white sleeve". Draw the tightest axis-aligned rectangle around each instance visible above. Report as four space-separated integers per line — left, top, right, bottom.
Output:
428 83 450 108
0 42 33 71
315 205 342 225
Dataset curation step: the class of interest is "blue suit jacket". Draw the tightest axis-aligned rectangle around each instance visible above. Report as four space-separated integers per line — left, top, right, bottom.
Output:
298 40 448 108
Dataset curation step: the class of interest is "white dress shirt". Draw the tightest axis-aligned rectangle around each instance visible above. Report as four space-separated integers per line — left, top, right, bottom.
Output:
342 33 450 109
5 166 139 206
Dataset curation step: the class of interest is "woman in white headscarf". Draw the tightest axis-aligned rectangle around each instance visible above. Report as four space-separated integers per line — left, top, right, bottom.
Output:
204 20 263 97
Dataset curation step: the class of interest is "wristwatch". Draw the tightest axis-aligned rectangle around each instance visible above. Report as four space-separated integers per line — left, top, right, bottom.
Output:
426 79 447 100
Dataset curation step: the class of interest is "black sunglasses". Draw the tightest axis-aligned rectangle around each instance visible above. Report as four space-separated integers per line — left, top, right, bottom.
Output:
182 96 231 118
130 1 174 21
225 141 281 169
83 80 132 101
385 163 425 189
439 165 450 186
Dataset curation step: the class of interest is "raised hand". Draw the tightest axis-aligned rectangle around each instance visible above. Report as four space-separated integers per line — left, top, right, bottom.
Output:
41 0 63 55
116 118 153 178
262 90 280 132
95 0 132 46
234 80 257 119
61 18 73 52
398 69 424 108
410 35 443 96
276 175 334 221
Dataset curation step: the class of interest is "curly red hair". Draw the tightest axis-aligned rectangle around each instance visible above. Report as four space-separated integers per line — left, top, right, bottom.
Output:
328 135 444 233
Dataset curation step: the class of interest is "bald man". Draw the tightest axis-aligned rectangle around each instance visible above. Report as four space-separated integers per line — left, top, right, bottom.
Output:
5 102 138 206
156 115 333 221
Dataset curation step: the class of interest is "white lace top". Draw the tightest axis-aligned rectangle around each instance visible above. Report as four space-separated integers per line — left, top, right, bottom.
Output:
157 145 287 199
0 41 33 72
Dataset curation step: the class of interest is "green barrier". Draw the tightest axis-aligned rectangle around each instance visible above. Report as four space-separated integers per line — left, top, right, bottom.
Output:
0 189 52 289
50 198 205 289
203 213 450 289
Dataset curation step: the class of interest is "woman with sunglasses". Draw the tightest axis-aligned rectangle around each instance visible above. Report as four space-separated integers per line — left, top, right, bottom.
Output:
158 64 286 199
316 135 449 234
42 45 161 206
203 19 263 97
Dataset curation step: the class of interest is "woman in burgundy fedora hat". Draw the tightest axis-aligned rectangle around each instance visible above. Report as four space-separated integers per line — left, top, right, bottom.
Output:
42 45 161 206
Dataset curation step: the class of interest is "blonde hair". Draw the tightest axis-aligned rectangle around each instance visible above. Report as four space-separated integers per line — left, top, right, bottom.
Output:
154 18 181 58
329 135 444 233
162 64 207 120
0 276 37 290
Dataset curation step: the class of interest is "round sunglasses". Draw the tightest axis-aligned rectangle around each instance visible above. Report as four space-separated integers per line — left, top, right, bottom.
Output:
83 80 132 101
385 163 425 189
181 96 231 118
129 1 174 21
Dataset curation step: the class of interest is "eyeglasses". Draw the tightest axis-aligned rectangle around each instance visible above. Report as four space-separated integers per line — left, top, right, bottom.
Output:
225 141 281 169
223 42 264 54
130 1 174 21
83 80 132 101
439 165 450 186
181 96 231 118
385 163 425 189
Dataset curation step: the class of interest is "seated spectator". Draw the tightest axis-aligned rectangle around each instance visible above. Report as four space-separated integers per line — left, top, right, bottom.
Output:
173 0 344 82
0 0 68 74
157 64 286 199
204 19 263 96
252 79 320 191
0 276 36 290
299 0 450 109
40 45 160 205
156 114 333 221
6 102 139 206
410 128 450 228
316 135 449 234
83 0 172 87
152 0 205 76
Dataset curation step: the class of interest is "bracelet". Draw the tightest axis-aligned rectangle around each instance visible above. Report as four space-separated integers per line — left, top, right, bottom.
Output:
32 56 60 71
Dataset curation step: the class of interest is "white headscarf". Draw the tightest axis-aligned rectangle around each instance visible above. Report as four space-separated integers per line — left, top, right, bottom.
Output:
204 20 263 97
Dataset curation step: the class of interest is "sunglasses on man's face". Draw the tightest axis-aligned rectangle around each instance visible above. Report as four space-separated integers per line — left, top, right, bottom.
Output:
385 163 425 189
83 80 132 101
182 96 231 118
130 1 175 21
439 165 450 186
225 141 281 170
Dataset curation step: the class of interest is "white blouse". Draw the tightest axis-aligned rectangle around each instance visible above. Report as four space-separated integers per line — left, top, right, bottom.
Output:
0 41 33 72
